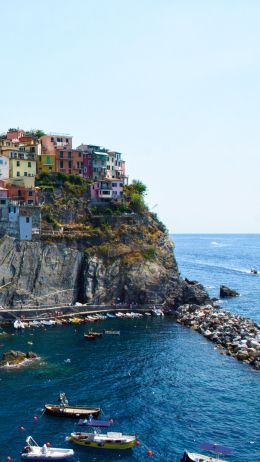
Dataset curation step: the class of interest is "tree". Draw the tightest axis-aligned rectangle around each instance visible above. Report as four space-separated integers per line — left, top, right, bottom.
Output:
132 180 147 196
26 129 46 138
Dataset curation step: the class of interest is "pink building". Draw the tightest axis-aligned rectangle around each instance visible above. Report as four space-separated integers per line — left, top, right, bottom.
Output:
90 179 123 202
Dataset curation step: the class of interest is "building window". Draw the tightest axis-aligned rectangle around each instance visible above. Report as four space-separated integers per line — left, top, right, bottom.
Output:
66 138 69 143
17 161 20 166
29 191 33 196
26 217 30 223
17 172 20 177
78 152 81 157
60 160 64 168
68 151 72 158
24 172 28 176
60 151 63 158
68 161 72 168
30 147 35 153
28 162 31 167
0 199 6 204
49 166 52 171
51 137 54 142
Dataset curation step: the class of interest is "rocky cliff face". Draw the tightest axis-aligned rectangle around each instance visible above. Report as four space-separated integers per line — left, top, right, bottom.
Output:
0 218 210 308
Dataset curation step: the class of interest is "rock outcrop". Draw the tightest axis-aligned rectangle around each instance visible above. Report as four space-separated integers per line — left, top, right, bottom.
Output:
0 350 37 367
175 304 260 370
220 285 239 298
0 219 210 309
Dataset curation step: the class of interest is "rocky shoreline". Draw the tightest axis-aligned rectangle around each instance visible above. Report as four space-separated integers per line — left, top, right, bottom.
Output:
0 350 39 368
175 304 260 370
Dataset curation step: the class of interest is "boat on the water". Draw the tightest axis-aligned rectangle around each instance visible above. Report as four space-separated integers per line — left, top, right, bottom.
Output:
68 431 136 449
180 443 232 462
152 307 164 316
21 436 74 460
251 268 258 274
180 451 226 462
84 334 96 340
104 330 120 335
14 319 25 329
87 331 103 337
106 313 116 319
44 393 100 418
78 417 112 427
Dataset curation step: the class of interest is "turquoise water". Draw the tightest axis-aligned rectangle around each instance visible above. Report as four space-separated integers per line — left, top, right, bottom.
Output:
0 235 259 462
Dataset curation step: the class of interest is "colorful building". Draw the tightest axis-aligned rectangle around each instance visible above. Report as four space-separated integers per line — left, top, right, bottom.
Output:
90 179 124 202
6 129 25 141
9 150 36 181
0 156 9 180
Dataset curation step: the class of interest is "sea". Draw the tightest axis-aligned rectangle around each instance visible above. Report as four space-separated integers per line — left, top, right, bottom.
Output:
0 234 259 462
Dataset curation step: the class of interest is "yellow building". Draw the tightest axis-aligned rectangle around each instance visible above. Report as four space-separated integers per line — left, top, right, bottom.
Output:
9 151 36 183
37 153 56 173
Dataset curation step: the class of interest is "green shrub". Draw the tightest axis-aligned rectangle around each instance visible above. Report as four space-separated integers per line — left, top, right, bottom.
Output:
143 247 156 260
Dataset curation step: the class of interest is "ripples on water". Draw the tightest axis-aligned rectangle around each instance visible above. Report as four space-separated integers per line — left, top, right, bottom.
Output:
0 234 259 462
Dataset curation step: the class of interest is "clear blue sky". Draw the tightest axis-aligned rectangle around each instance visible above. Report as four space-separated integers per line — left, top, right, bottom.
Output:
1 0 259 233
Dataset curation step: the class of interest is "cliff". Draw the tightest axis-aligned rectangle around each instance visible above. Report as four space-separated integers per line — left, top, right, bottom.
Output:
0 179 210 309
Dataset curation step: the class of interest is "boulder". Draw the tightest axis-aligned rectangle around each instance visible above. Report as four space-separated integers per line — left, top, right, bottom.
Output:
219 285 239 298
0 350 37 367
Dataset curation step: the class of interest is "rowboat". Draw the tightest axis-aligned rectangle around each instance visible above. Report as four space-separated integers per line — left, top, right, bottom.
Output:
78 418 112 427
104 330 120 335
44 393 100 418
21 436 74 460
68 431 136 449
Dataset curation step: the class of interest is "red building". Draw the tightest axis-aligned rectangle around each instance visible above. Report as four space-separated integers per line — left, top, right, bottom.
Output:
6 130 25 141
56 149 84 176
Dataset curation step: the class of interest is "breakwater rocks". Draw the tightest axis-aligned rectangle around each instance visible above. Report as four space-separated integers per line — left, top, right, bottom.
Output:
175 304 260 370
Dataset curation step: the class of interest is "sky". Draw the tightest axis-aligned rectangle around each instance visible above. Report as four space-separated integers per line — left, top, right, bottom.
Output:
0 0 259 233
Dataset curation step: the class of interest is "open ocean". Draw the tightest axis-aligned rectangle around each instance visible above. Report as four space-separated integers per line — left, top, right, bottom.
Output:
0 234 259 462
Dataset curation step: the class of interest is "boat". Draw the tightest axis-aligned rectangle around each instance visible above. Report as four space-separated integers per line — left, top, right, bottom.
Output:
21 436 74 460
145 312 151 316
87 331 103 337
14 319 25 329
68 431 136 449
84 334 96 340
180 443 232 462
250 268 258 274
152 307 164 316
44 393 100 418
104 330 120 335
106 313 116 319
78 417 112 427
41 320 56 326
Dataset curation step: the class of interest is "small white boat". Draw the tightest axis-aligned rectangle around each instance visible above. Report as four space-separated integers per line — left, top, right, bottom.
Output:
104 330 120 335
41 320 56 326
21 436 74 460
152 307 164 316
14 319 25 329
145 312 151 316
180 451 226 462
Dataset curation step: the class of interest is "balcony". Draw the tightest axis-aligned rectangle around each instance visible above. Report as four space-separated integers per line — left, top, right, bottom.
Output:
98 190 112 198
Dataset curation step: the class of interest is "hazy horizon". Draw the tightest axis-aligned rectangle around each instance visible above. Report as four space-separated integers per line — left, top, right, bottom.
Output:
1 0 259 233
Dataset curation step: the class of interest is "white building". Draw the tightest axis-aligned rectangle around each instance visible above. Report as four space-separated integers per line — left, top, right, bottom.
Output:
0 156 9 180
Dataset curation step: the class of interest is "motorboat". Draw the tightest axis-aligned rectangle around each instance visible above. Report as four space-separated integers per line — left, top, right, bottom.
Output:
21 436 74 460
87 331 103 337
180 451 226 462
180 443 232 462
44 393 100 418
106 313 116 318
84 334 96 341
152 307 164 316
104 330 120 335
41 320 56 326
250 268 258 274
14 319 25 329
68 431 136 449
